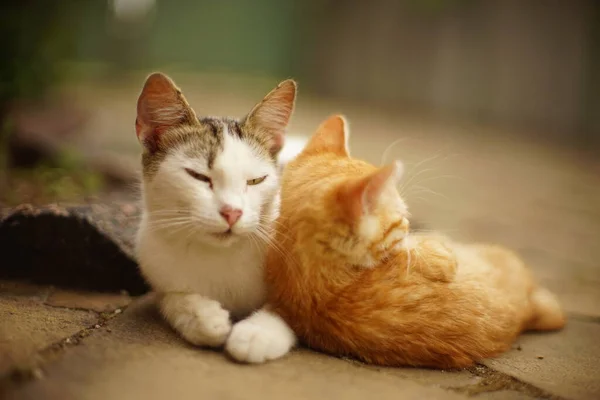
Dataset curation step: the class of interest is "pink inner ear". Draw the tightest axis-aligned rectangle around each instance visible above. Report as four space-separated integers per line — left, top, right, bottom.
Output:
135 118 144 140
272 133 285 154
338 175 370 222
135 73 193 151
245 79 296 155
340 163 398 219
363 163 399 210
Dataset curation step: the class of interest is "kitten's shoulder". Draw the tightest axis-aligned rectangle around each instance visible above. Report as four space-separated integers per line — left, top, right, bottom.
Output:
405 234 457 282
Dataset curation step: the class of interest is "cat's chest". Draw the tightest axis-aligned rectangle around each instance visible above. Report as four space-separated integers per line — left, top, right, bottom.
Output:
137 232 266 315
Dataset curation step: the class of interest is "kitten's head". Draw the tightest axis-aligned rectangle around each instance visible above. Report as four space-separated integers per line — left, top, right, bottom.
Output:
282 115 409 267
136 72 296 247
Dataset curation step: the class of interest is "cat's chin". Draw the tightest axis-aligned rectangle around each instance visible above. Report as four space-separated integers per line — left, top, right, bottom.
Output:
202 231 241 247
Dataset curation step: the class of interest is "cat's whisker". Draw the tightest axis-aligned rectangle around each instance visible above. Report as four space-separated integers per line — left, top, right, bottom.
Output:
147 219 192 229
406 185 451 202
397 151 464 197
261 223 293 243
254 226 298 270
148 221 195 236
399 173 466 202
398 168 437 197
182 223 200 243
380 137 408 166
404 237 412 277
247 232 261 254
406 196 437 206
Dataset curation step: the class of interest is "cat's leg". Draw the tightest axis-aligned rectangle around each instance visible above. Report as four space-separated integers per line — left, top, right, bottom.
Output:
525 286 566 331
160 293 232 347
226 306 296 363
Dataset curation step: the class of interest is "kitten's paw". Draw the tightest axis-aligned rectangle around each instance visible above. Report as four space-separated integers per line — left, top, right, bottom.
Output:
174 297 232 347
226 320 290 364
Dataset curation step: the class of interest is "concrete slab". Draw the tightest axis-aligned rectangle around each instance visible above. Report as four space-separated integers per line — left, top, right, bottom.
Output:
0 288 97 376
5 296 474 400
480 391 541 400
484 319 600 400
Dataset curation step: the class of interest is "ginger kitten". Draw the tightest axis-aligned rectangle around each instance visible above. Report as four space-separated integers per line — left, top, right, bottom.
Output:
226 115 565 368
135 72 296 347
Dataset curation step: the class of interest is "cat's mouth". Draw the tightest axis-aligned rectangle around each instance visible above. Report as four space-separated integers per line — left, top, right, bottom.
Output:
211 229 235 240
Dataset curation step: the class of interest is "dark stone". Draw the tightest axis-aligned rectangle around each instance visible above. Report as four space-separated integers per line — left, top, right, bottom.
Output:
0 203 149 295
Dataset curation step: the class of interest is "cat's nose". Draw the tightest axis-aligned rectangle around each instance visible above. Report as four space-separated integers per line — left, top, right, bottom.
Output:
220 205 243 227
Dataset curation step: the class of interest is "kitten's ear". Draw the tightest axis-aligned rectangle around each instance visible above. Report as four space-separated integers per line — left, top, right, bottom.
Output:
302 115 349 157
136 72 199 152
339 161 404 220
244 79 297 156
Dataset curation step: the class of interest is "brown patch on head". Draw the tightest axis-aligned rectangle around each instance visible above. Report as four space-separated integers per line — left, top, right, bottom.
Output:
141 122 224 179
224 118 274 162
136 73 297 180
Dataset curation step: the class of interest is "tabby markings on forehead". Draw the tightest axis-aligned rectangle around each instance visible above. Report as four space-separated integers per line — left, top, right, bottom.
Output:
184 118 227 169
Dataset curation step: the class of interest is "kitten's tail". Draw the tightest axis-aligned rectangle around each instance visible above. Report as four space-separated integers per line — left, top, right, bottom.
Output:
526 286 566 331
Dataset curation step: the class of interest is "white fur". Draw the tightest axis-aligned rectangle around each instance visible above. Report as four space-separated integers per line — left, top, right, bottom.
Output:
226 307 297 363
278 134 307 166
160 293 232 347
137 126 280 347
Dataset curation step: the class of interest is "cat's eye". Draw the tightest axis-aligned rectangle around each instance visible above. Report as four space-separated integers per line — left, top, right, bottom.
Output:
185 168 211 185
247 175 267 186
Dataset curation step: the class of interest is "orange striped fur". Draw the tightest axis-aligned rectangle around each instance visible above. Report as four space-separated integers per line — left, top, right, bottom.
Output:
266 115 566 369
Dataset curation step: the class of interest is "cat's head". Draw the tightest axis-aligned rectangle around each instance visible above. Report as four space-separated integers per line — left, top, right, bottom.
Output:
136 72 296 247
283 115 409 267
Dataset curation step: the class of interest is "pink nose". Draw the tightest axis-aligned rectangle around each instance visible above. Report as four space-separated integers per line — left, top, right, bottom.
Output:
220 206 243 227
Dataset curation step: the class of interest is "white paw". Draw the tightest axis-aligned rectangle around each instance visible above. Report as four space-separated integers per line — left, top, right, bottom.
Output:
226 320 291 364
175 300 232 347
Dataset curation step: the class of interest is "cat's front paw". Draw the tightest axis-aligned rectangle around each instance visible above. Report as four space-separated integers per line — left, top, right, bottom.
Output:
170 296 232 347
226 319 291 364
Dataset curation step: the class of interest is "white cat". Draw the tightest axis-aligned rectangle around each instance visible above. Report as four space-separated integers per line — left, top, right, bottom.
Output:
135 72 296 350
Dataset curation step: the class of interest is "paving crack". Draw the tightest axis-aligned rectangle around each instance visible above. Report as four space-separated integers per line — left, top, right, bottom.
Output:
449 364 566 399
337 356 562 398
0 305 127 394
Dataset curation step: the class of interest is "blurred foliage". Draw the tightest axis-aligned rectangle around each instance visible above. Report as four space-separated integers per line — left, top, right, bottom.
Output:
405 0 474 12
1 150 105 207
0 1 79 107
74 0 298 78
0 1 87 199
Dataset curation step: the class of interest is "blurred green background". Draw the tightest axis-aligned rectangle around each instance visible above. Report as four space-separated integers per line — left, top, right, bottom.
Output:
1 0 599 205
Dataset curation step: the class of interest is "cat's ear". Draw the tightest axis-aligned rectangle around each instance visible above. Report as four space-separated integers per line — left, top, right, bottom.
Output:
136 72 199 152
339 161 404 219
302 115 349 157
244 79 297 156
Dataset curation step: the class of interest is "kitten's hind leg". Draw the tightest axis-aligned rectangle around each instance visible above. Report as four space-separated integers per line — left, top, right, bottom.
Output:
226 306 297 364
526 287 566 331
160 293 232 347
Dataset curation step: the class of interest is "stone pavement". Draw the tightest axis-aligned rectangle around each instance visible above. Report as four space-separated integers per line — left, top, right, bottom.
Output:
1 74 599 399
4 284 596 400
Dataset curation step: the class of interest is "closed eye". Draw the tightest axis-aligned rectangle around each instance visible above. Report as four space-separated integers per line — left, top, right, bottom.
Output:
185 168 212 185
247 175 267 186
